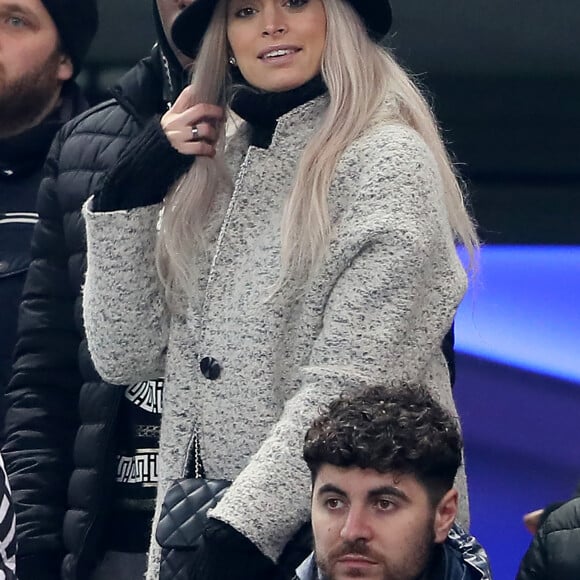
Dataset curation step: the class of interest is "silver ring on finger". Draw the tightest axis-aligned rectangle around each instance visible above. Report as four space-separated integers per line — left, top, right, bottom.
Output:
190 125 200 142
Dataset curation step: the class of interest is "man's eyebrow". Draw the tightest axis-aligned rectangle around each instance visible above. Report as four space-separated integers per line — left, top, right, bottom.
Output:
316 483 347 497
0 3 35 17
368 486 410 502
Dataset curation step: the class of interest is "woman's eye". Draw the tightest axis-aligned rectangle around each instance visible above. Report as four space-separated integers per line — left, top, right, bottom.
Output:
234 6 256 17
285 0 308 7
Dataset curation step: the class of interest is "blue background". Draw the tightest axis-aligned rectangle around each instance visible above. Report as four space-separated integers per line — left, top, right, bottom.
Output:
455 246 580 579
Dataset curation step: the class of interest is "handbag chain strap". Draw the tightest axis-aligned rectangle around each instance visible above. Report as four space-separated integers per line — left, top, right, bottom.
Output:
183 428 205 479
179 149 251 481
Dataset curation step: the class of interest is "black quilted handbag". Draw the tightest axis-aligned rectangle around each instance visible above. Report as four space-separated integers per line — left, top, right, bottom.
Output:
156 477 231 580
156 432 231 580
155 432 313 580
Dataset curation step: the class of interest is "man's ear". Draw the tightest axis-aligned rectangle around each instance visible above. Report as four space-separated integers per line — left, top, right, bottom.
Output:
433 488 458 543
57 53 74 82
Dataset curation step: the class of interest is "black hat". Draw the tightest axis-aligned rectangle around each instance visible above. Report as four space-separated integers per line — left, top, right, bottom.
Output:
41 0 99 74
172 0 392 59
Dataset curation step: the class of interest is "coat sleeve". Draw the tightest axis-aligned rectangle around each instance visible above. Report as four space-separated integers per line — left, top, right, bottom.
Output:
516 533 548 580
2 131 80 580
80 116 194 384
82 202 169 384
210 126 468 560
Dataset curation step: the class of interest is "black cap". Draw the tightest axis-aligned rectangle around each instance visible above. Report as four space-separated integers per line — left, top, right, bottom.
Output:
172 0 392 59
41 0 99 74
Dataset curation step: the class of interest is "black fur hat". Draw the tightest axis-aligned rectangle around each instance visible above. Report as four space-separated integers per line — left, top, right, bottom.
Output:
41 0 99 74
172 0 392 58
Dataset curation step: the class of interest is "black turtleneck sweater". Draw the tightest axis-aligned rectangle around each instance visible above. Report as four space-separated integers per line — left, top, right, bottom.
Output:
230 73 327 148
0 82 88 433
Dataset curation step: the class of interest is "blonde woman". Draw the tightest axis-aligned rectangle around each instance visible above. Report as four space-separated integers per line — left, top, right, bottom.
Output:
82 0 478 578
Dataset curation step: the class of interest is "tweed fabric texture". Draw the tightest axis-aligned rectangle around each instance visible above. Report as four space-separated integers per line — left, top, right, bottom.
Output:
82 96 469 578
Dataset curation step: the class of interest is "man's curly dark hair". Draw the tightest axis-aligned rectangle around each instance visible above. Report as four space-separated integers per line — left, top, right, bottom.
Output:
303 383 462 505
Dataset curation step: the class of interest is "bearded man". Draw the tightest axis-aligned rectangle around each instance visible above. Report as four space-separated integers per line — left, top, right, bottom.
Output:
296 384 493 580
2 0 194 577
0 0 98 432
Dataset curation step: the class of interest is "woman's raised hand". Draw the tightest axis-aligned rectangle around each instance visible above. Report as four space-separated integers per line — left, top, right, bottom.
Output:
161 86 225 158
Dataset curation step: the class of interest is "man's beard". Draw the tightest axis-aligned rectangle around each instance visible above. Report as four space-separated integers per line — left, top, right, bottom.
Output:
317 520 436 580
0 49 62 138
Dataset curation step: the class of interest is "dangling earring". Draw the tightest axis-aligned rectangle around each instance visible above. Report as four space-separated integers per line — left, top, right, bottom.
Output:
229 55 237 66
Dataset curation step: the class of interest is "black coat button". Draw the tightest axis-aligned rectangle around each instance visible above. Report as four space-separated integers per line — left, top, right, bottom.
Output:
200 357 221 380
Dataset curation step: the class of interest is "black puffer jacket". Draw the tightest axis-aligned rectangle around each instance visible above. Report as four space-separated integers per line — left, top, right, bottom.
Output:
2 44 185 580
516 497 580 580
0 84 87 435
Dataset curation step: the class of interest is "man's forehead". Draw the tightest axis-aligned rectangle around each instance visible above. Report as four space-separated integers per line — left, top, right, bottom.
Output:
0 0 37 13
313 464 421 495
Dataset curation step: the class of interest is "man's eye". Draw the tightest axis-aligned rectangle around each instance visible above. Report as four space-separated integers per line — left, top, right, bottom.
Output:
325 498 344 510
376 499 394 511
6 16 26 27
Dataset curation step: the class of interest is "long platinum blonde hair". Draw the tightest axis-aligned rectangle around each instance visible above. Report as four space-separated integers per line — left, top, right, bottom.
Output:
156 0 478 304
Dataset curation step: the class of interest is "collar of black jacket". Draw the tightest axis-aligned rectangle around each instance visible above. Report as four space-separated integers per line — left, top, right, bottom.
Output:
0 82 87 179
110 45 189 126
152 1 190 107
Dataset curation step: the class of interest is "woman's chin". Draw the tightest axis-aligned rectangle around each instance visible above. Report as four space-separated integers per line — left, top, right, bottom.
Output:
246 73 318 93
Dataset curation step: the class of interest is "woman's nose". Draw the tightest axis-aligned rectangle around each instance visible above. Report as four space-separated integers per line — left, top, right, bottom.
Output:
261 4 288 36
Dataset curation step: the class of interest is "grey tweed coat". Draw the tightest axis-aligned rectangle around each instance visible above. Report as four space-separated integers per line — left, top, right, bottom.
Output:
82 96 469 577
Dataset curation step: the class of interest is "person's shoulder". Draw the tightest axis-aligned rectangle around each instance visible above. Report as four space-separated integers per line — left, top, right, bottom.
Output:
59 99 138 142
528 497 580 579
542 496 580 534
335 121 440 205
349 121 434 169
41 98 147 190
59 54 161 141
50 98 147 173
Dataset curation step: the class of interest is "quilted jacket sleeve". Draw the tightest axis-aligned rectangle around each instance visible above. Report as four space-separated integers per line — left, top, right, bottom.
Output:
91 117 193 212
2 127 81 580
516 497 580 580
516 533 548 580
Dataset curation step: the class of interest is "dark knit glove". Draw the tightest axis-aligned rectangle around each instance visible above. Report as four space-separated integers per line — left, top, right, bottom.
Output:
278 521 313 579
92 117 194 212
187 519 282 580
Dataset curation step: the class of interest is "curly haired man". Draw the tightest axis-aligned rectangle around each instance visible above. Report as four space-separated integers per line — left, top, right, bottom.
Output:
296 384 492 580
